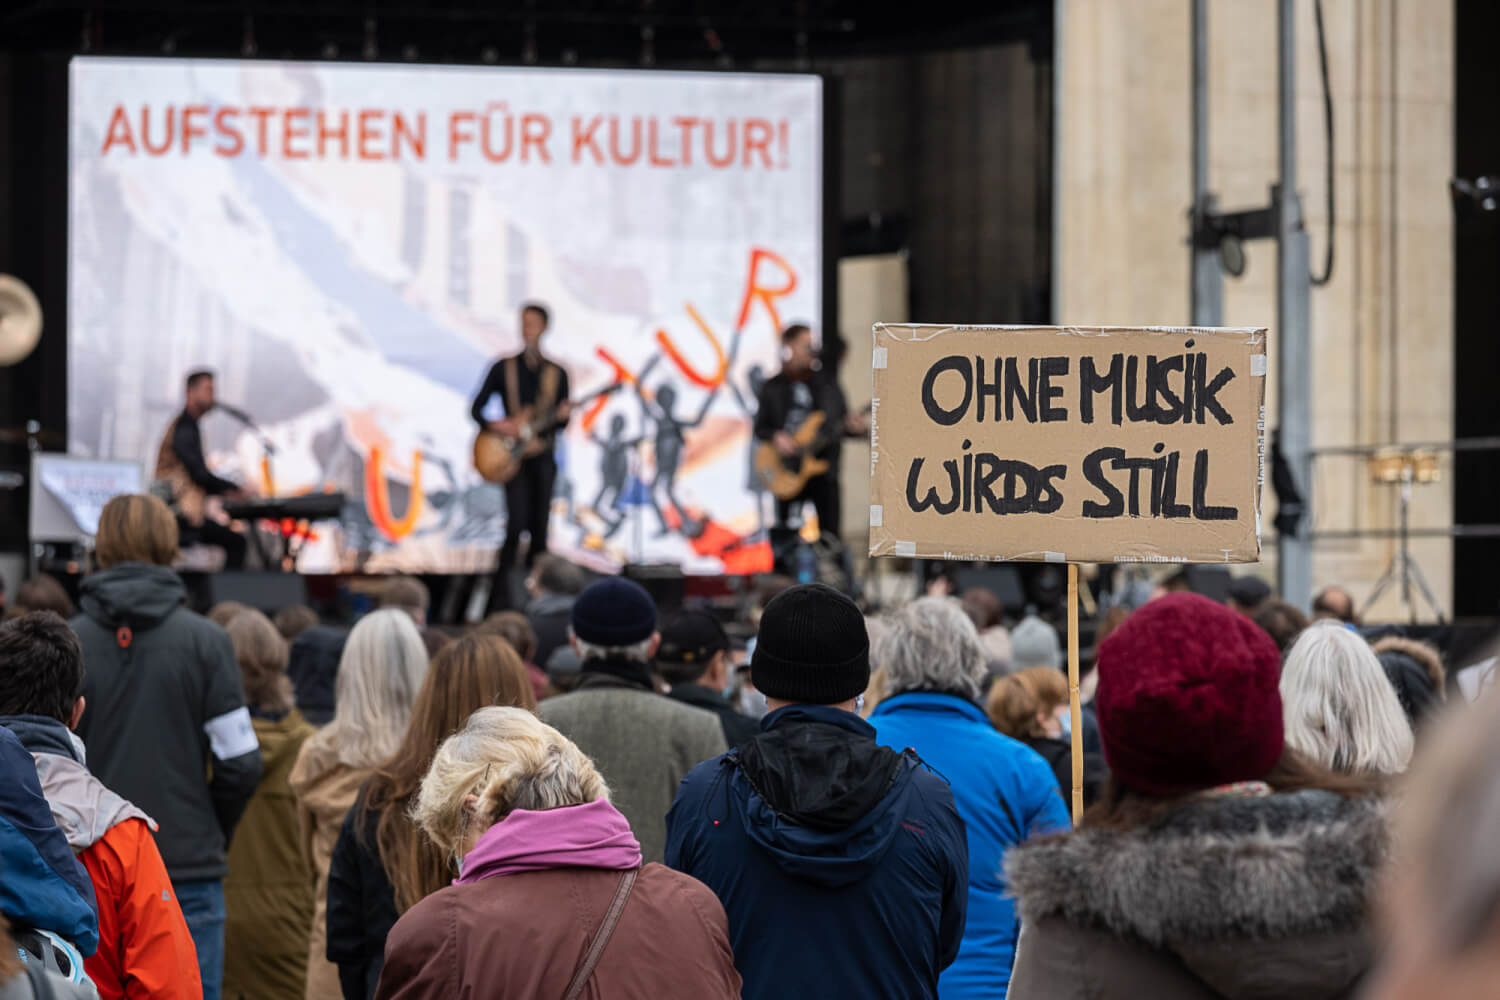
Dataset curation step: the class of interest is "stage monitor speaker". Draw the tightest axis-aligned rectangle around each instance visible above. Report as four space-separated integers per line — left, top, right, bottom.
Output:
622 563 685 614
955 565 1027 616
200 571 309 615
1184 565 1232 603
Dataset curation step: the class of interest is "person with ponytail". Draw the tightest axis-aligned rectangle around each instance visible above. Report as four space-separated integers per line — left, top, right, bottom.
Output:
325 634 535 999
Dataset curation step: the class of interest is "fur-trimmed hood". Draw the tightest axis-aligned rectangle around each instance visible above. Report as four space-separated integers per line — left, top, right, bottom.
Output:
1005 789 1387 999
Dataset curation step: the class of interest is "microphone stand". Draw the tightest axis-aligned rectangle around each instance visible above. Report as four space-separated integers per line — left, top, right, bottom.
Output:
216 404 277 494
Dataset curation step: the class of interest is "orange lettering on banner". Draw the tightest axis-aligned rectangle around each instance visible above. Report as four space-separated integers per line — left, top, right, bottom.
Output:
364 447 424 542
734 248 798 333
101 104 136 155
181 105 208 154
609 116 641 166
283 108 311 159
357 109 384 160
213 108 243 157
393 112 426 160
648 117 674 167
449 111 475 160
657 305 728 388
572 115 604 164
587 348 640 431
704 119 735 168
743 119 773 168
320 109 351 159
673 116 700 166
141 105 174 155
521 114 551 163
247 107 275 156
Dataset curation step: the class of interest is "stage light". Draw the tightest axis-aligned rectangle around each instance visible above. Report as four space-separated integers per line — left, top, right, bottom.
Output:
562 49 578 65
363 18 377 60
482 46 499 64
241 15 256 57
640 25 655 67
403 44 418 61
322 42 338 59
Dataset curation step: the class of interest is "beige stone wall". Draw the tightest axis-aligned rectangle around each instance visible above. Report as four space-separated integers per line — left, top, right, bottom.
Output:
1056 0 1454 621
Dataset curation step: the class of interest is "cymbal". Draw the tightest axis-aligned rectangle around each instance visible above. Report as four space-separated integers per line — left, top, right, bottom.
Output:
0 274 42 366
0 426 64 446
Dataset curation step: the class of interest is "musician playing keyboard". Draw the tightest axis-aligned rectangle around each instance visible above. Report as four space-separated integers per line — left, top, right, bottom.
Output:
471 302 573 611
753 324 869 547
153 370 252 569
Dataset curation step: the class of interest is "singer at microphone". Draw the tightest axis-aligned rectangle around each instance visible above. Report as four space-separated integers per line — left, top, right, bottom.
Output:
152 369 252 570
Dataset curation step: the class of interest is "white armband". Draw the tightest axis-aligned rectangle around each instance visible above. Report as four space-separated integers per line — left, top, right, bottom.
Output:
204 707 258 760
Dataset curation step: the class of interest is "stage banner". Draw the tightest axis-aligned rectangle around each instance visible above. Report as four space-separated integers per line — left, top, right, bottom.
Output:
68 56 822 574
869 324 1267 564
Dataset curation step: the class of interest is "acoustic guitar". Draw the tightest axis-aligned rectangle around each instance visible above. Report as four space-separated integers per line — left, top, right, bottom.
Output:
754 403 872 502
473 384 621 484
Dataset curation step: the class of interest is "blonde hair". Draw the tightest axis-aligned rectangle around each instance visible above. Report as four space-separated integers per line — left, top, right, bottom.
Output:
1281 622 1414 776
225 609 293 715
95 493 179 568
306 609 429 770
988 666 1069 740
414 706 609 858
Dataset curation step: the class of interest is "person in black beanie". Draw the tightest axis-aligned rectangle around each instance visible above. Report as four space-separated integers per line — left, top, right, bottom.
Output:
538 576 724 864
665 583 970 1000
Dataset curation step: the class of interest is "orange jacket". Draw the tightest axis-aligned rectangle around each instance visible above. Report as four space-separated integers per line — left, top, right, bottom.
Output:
80 817 203 1000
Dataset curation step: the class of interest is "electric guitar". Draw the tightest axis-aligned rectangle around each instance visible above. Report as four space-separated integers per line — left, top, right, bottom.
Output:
754 402 872 502
473 384 622 484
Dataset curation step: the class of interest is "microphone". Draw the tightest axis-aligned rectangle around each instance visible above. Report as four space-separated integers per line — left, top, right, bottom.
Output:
214 402 255 424
214 403 277 454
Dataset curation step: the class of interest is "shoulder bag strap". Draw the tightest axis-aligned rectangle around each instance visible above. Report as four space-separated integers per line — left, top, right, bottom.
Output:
561 867 639 1000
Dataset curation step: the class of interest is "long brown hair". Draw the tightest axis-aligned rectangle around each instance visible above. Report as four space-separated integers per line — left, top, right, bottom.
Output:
362 633 536 911
1083 746 1380 832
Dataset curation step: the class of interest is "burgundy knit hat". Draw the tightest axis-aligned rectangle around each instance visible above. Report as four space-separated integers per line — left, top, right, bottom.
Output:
1095 592 1284 797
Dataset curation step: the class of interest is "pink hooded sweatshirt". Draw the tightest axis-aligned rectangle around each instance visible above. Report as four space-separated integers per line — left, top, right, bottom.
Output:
456 798 643 883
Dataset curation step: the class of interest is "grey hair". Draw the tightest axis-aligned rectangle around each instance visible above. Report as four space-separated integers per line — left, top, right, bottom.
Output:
414 706 609 858
1281 622 1414 776
571 633 654 664
874 596 988 703
306 608 429 770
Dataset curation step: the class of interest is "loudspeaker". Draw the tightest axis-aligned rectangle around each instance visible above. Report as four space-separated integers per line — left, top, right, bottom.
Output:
194 571 310 615
622 563 685 614
1184 565 1232 603
955 565 1027 616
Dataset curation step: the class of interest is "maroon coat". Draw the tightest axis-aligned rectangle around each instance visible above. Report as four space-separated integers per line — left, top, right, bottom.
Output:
375 864 741 1000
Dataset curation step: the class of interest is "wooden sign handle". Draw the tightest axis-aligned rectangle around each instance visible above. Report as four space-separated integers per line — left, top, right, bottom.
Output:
1067 562 1083 824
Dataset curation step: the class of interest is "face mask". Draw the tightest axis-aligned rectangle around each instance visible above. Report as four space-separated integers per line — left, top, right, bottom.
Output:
1056 705 1072 737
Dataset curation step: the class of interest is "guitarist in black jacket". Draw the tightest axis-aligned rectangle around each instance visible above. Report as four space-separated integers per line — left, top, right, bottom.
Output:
753 324 868 547
471 303 572 611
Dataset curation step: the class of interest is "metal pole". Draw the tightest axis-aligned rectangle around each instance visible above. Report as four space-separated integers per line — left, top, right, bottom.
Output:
1276 0 1314 608
1190 0 1223 326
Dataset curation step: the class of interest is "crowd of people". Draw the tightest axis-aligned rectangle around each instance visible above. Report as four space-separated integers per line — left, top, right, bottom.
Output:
0 490 1497 999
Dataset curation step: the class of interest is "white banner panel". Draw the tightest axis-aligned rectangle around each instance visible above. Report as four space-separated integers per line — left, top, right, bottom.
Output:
68 56 822 573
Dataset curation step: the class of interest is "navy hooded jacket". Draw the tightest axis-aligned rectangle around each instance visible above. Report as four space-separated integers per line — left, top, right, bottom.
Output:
0 726 99 956
666 705 969 1000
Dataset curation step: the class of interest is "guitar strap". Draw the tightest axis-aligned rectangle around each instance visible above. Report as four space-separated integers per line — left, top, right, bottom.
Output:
540 361 561 411
503 355 521 419
504 355 562 418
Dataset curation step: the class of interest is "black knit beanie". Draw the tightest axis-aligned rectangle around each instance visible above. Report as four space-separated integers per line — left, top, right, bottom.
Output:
752 583 869 705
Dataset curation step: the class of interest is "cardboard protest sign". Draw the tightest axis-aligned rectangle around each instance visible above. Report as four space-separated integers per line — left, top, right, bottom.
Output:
868 325 1267 564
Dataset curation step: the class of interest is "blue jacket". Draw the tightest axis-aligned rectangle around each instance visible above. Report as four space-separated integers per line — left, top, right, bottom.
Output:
0 726 99 956
870 692 1071 1000
666 705 969 1000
